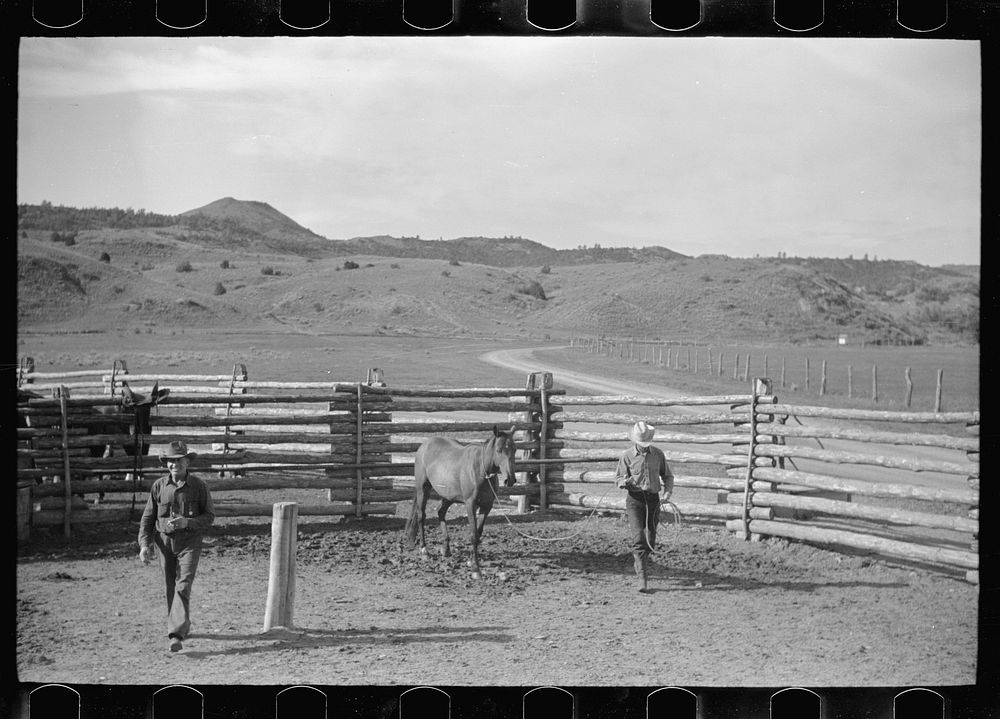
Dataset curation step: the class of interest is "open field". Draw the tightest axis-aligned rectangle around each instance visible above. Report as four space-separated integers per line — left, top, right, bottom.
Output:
548 342 980 413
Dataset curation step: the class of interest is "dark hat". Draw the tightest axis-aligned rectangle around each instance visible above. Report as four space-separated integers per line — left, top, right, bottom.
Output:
159 441 196 462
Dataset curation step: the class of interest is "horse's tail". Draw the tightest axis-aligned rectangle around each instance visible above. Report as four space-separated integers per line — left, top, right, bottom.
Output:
405 450 425 542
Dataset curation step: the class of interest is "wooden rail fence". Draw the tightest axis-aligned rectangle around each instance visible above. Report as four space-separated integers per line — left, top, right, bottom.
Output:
16 358 980 582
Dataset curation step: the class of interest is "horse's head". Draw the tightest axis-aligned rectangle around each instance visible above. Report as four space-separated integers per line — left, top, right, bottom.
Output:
490 425 518 487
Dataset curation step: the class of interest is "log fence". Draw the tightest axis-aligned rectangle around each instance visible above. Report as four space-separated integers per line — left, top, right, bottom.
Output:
17 358 980 582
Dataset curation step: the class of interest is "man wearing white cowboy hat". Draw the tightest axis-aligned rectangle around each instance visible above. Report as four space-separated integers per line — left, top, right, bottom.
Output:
616 421 674 592
138 441 215 652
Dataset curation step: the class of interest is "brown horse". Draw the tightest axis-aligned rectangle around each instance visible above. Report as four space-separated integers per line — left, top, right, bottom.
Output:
405 425 517 579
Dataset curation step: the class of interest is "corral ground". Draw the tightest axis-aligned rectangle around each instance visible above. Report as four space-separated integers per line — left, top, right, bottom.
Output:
16 495 978 688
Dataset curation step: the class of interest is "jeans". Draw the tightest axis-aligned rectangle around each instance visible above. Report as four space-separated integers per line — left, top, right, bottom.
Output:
626 491 660 571
153 532 203 639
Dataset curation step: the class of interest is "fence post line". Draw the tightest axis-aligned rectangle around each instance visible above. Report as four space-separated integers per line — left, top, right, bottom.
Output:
820 359 827 396
686 347 691 371
780 356 786 389
693 348 698 374
58 387 73 539
733 353 740 381
872 363 879 404
262 501 298 632
905 367 914 408
935 369 944 412
718 351 723 377
848 365 853 399
742 353 751 383
658 346 663 366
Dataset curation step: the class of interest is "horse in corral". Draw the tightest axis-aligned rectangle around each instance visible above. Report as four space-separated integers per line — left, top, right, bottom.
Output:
405 425 518 579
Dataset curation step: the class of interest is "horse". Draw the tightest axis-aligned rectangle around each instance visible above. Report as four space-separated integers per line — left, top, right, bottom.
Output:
405 425 517 579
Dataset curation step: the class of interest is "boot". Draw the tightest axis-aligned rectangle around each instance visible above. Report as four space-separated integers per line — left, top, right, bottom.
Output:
634 553 649 593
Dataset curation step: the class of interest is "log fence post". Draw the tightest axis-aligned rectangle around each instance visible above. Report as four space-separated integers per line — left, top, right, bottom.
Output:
658 346 663 366
686 347 691 371
780 356 786 389
262 502 298 632
805 358 810 393
935 369 944 412
742 353 751 383
355 383 364 518
733 354 740 381
966 419 980 584
58 386 73 538
872 363 879 404
515 373 543 514
763 354 768 380
848 365 853 399
538 375 553 511
718 351 723 377
904 367 913 408
820 360 827 396
693 347 698 374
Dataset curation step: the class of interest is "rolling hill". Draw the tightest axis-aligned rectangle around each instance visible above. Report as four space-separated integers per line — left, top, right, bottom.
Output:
16 200 979 345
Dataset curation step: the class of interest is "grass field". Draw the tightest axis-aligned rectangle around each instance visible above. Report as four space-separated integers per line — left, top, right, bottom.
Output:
19 330 979 412
551 341 980 411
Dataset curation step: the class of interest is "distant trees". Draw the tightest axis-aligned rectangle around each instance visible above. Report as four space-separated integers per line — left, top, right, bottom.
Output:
20 203 180 232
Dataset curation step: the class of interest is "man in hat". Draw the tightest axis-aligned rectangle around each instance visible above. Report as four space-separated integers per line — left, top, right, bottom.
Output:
138 441 215 652
616 421 674 592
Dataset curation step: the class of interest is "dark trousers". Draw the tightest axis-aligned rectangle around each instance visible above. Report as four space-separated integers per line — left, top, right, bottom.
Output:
153 533 203 639
626 491 660 573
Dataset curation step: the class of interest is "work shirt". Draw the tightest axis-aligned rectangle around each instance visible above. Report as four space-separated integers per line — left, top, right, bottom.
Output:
138 472 215 550
615 445 674 495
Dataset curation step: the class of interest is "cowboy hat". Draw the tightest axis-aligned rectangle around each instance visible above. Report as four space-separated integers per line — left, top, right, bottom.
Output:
159 440 196 462
629 421 656 447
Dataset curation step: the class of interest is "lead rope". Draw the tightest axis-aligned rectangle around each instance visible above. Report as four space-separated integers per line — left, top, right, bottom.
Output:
486 473 612 542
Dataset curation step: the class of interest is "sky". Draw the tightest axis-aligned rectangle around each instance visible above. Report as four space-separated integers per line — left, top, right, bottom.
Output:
17 36 981 266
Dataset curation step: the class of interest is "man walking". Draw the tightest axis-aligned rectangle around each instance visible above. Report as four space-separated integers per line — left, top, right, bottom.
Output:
616 421 674 592
138 441 215 652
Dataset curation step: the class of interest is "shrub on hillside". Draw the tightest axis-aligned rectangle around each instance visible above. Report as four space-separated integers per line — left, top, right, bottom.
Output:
261 266 275 275
220 259 230 269
916 286 952 303
540 265 551 275
213 282 227 295
176 261 193 273
516 279 547 300
99 252 111 263
449 259 461 266
342 260 360 270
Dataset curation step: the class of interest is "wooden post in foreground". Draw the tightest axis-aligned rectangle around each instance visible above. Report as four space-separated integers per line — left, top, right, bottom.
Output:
263 502 298 632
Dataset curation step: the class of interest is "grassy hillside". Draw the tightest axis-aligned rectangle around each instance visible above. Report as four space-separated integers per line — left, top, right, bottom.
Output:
16 201 979 346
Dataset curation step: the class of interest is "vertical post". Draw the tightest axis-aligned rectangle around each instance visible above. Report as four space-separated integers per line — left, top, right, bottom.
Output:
738 378 766 541
935 369 944 412
733 354 739 380
516 373 539 514
707 348 713 375
693 348 698 374
780 357 786 389
718 351 723 377
847 365 853 399
742 353 751 382
355 384 364 518
872 363 879 404
905 367 913 408
820 360 827 396
686 347 691 371
763 354 768 380
58 387 73 539
658 346 663 366
263 502 298 632
805 358 810 393
966 418 980 584
538 380 551 511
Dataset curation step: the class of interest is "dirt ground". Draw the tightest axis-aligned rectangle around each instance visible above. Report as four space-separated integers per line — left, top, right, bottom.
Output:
16 499 978 688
